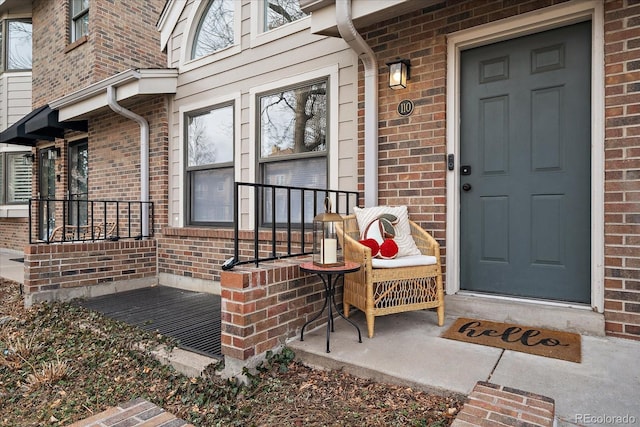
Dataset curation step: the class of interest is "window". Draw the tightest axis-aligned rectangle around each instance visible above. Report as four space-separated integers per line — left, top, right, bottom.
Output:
259 79 328 224
68 141 88 226
0 152 32 204
186 104 234 225
38 148 57 239
264 0 307 31
70 0 89 42
191 0 234 60
0 19 32 71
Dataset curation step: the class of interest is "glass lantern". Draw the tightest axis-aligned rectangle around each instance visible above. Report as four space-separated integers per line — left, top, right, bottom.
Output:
313 198 345 267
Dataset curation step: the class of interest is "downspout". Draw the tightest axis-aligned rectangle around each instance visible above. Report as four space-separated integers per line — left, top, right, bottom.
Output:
336 0 378 206
106 85 150 237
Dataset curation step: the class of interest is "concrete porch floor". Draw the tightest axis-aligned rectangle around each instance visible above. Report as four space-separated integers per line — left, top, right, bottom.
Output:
288 309 640 427
0 249 24 284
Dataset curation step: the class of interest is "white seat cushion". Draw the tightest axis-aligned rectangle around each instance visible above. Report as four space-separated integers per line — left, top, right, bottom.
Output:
371 255 437 269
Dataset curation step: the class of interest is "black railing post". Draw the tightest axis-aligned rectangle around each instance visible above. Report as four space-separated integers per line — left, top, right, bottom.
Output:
300 189 306 253
233 182 240 263
270 186 277 259
254 184 260 267
227 182 359 269
150 202 154 237
286 187 292 255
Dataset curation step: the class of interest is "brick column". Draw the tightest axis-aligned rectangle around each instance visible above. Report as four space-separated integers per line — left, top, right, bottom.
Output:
220 258 326 361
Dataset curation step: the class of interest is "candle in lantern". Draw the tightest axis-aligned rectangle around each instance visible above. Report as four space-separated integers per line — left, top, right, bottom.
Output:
321 238 337 264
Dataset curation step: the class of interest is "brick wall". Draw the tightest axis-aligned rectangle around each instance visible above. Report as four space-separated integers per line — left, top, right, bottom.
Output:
0 218 28 252
159 227 313 284
31 0 166 106
360 0 639 340
220 258 328 361
603 0 640 339
88 97 169 236
23 239 157 305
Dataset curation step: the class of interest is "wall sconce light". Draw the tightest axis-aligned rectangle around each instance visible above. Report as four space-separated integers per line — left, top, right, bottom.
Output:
22 153 35 165
387 59 411 90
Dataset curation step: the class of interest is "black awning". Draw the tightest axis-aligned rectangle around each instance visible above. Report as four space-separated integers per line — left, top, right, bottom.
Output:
0 105 88 146
24 105 88 138
0 105 52 146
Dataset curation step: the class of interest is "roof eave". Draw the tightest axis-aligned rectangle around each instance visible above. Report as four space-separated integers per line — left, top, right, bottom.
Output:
50 68 178 121
301 0 439 37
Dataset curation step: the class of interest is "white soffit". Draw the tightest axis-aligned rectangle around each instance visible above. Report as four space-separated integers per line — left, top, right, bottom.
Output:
0 0 32 14
50 69 178 122
307 0 440 36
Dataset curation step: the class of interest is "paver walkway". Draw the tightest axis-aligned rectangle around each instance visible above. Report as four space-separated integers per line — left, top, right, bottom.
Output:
452 381 555 427
67 398 194 427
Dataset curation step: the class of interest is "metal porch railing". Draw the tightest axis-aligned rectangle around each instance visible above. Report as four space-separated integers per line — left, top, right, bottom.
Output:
28 198 154 244
222 182 359 270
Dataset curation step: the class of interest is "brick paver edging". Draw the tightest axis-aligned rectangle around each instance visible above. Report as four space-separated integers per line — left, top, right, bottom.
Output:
67 397 194 427
452 381 555 427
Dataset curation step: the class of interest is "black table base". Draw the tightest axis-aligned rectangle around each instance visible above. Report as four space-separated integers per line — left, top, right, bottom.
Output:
300 267 362 353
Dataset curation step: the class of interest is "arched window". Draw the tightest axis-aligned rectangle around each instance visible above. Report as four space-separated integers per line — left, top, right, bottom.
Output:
191 0 234 60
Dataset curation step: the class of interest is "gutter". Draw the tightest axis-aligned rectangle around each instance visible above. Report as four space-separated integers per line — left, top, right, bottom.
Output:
106 85 150 237
336 0 378 206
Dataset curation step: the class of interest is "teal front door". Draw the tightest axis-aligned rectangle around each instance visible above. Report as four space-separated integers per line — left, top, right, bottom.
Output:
459 21 591 303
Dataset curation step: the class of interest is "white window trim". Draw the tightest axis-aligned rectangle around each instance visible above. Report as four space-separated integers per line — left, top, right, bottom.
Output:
249 1 312 48
0 149 32 217
247 65 339 230
179 0 242 73
445 0 605 311
70 1 89 42
177 92 242 228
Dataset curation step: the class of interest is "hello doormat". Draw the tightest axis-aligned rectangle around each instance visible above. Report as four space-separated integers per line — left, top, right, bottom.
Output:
442 317 581 363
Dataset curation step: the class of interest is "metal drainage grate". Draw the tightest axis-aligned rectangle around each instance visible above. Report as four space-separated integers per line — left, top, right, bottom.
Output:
77 286 222 359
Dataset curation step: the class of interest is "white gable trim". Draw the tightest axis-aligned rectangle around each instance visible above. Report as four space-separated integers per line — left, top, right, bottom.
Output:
157 0 186 52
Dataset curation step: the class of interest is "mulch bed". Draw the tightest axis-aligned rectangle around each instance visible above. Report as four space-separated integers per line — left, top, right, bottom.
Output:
0 278 464 426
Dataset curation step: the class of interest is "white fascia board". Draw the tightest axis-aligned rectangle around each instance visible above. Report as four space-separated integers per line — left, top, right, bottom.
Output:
157 0 186 51
51 68 178 121
309 0 429 36
0 0 32 15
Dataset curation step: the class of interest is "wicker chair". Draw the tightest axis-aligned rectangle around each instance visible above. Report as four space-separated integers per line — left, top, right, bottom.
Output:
48 224 102 242
99 221 118 239
336 214 444 338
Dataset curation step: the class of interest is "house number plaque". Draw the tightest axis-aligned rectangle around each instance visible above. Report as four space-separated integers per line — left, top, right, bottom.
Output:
397 99 414 116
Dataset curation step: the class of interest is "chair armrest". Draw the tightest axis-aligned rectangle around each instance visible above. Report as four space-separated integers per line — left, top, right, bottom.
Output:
337 224 371 266
409 220 441 262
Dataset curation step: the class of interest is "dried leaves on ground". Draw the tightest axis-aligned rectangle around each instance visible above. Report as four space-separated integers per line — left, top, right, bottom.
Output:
0 279 464 426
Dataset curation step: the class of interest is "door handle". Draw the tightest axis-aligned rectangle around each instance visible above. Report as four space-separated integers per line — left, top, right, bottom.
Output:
462 183 472 192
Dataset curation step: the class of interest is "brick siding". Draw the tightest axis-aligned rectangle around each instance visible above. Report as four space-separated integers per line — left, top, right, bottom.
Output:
220 258 329 361
0 218 28 252
602 0 640 339
31 0 166 106
22 239 157 305
88 97 170 236
159 227 314 284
